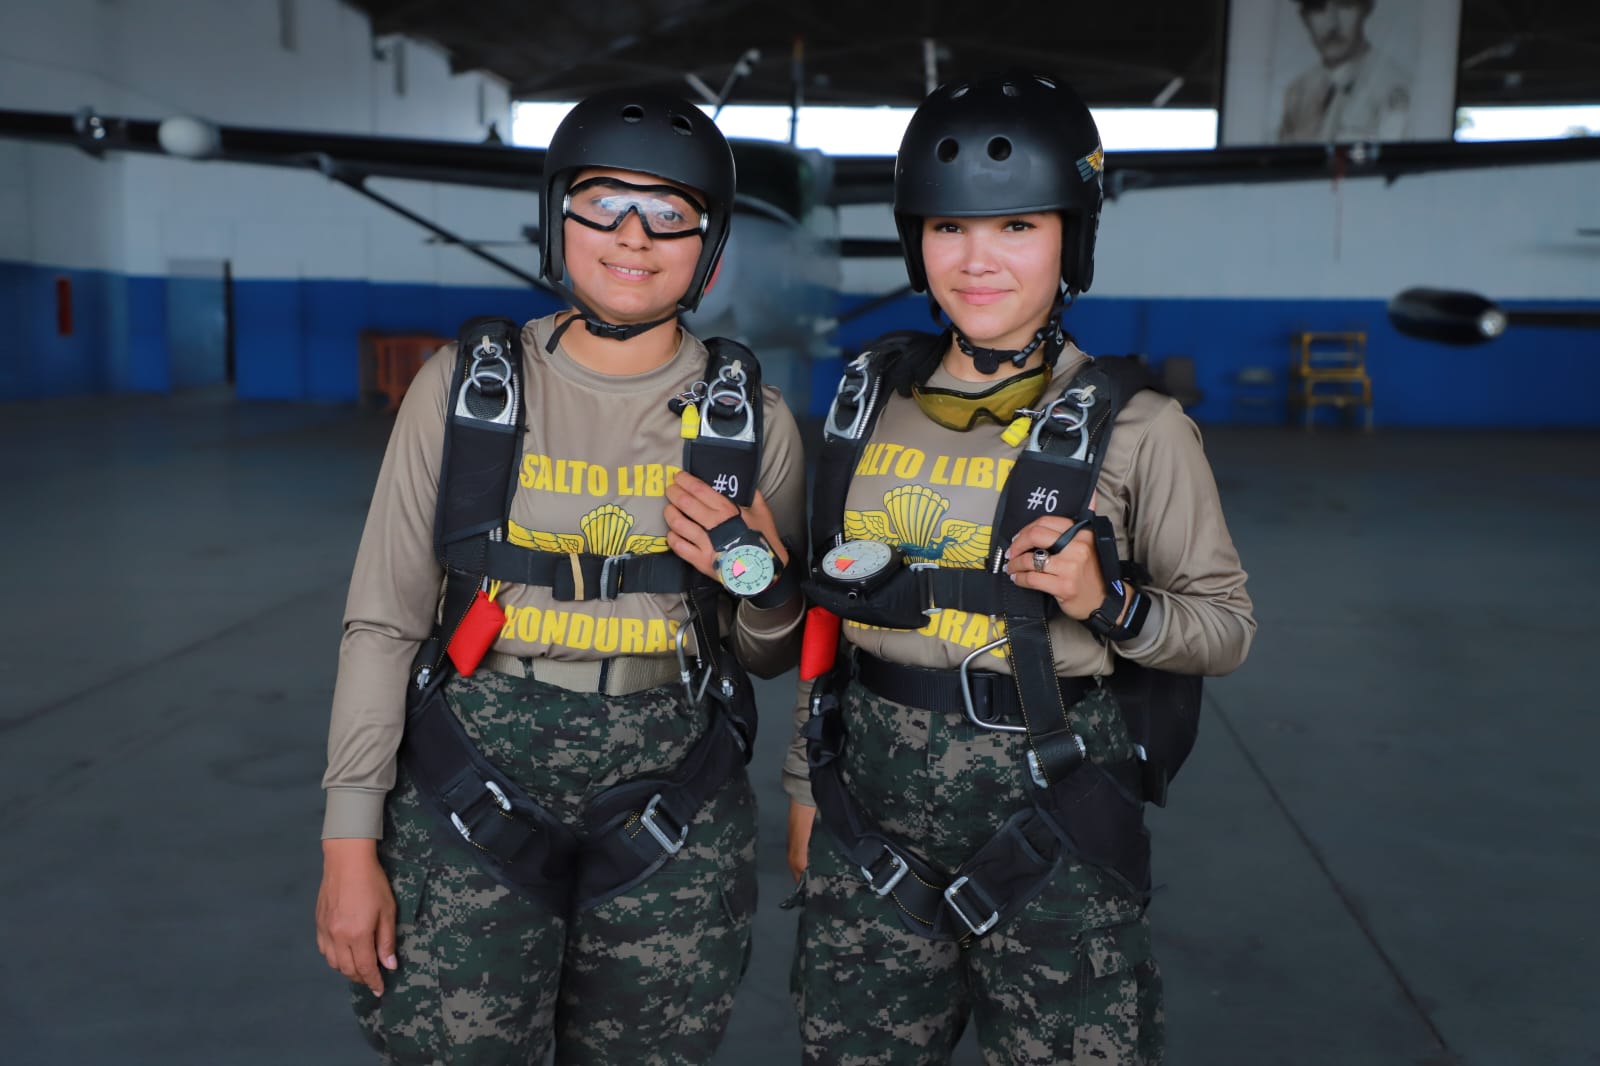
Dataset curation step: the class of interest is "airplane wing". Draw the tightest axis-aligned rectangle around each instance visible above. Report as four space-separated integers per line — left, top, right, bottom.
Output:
827 137 1600 204
0 107 545 189
8 106 1595 306
8 108 1600 209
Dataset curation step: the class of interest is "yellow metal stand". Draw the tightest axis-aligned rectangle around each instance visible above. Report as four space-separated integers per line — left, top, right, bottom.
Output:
1289 331 1373 429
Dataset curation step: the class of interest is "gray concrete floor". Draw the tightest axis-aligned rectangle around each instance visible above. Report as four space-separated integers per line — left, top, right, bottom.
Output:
2 392 1596 1066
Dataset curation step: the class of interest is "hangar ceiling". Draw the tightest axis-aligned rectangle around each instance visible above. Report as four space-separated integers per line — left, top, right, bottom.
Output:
346 0 1600 110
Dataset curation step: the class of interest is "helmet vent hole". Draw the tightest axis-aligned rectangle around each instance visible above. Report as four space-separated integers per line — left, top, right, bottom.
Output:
987 137 1012 161
1034 75 1057 90
936 138 960 163
669 112 694 136
949 84 969 99
620 104 645 123
1002 82 1019 97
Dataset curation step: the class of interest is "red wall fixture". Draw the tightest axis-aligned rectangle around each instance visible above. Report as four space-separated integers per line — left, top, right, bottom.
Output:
55 276 73 336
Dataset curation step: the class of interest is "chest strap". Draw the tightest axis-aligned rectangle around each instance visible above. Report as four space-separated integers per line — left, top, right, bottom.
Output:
855 651 1091 725
467 541 697 601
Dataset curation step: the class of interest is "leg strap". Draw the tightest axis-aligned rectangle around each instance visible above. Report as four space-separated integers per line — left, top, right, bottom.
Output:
573 677 756 911
803 677 1148 942
400 680 580 914
400 666 756 915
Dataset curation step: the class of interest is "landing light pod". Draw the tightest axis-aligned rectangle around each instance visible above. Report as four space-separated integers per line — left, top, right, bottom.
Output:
157 116 221 159
1387 287 1508 346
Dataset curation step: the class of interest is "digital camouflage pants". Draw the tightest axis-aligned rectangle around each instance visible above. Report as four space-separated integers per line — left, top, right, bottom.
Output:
353 669 758 1066
793 680 1163 1066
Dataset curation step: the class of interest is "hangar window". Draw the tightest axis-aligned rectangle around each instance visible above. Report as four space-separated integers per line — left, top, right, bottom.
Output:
1456 106 1600 141
514 102 1221 154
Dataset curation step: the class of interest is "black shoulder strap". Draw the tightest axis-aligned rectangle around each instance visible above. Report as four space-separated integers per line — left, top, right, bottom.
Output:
435 316 525 561
424 315 526 680
809 331 939 558
682 336 762 508
988 354 1156 787
1069 355 1154 515
992 354 1153 546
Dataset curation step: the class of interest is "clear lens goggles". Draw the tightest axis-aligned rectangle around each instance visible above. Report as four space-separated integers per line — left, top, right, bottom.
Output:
562 177 708 239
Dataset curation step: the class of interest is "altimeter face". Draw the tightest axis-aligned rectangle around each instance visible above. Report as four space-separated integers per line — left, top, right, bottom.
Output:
819 540 895 586
718 542 776 598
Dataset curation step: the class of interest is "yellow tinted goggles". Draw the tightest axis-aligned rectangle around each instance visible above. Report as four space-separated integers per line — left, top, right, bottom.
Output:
912 365 1050 432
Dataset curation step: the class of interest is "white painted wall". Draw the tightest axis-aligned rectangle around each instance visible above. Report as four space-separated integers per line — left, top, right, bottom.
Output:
1 0 1594 302
0 0 529 284
841 159 1600 302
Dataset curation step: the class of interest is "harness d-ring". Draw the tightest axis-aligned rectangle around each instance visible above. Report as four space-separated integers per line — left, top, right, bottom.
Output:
961 636 1025 733
468 334 513 393
700 362 754 442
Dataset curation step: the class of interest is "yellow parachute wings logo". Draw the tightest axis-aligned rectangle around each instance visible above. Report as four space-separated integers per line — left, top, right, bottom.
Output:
843 484 991 568
508 503 667 556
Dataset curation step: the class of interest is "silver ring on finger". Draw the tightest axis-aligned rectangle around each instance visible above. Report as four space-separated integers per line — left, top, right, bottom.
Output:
1031 549 1049 573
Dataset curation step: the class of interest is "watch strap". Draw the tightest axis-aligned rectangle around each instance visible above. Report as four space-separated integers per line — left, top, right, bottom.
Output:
1086 581 1149 642
749 559 799 610
707 513 754 553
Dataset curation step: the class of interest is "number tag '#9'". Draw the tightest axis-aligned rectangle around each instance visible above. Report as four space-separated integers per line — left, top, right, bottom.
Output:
687 435 757 508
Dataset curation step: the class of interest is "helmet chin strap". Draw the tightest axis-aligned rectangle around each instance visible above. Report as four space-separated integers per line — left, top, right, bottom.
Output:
931 291 1069 375
544 280 680 353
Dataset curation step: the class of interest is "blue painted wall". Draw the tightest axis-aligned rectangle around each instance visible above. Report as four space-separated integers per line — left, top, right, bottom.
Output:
0 260 561 403
828 292 1600 428
4 259 1595 426
232 279 561 401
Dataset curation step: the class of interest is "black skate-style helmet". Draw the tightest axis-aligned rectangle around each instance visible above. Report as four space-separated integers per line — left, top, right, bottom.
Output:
894 72 1104 297
541 89 735 313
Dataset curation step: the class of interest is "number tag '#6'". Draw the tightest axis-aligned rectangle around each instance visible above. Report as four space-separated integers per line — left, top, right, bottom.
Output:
1024 487 1059 513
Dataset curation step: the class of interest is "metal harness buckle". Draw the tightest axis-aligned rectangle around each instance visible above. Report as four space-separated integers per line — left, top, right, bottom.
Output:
598 553 632 601
449 779 513 843
859 846 910 897
1026 733 1087 789
453 333 519 426
1027 386 1095 460
825 359 871 440
639 793 689 856
943 875 1000 937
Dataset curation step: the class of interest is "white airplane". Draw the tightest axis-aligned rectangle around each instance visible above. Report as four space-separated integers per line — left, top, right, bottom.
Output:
3 105 1596 373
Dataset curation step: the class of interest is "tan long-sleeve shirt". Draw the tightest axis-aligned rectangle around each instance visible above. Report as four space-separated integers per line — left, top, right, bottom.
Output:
785 345 1255 802
324 315 807 838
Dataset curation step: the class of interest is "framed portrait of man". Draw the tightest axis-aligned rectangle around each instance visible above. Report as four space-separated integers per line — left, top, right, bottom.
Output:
1220 0 1463 146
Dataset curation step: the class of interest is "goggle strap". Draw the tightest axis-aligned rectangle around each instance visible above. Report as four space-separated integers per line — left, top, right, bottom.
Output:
545 283 679 352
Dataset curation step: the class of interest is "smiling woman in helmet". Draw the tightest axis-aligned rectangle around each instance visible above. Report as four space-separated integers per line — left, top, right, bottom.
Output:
315 90 805 1064
786 73 1255 1064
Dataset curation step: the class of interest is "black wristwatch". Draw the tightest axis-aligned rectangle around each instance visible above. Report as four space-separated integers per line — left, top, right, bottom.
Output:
707 515 795 608
1085 580 1150 642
